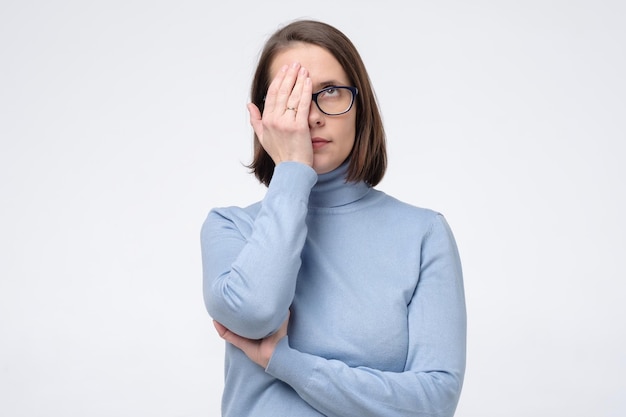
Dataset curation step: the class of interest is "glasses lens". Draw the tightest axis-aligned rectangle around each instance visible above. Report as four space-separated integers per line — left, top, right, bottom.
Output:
316 87 354 115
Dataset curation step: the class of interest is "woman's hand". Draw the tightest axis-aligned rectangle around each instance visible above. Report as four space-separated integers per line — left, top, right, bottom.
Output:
213 312 290 369
247 62 314 168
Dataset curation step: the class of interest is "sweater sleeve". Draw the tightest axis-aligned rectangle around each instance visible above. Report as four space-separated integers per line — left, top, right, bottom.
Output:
201 162 318 339
265 214 467 417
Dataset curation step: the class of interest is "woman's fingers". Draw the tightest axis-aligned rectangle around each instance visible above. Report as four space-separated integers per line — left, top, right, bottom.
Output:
276 62 302 112
213 320 251 351
295 75 313 119
264 62 310 116
262 64 286 114
285 67 308 112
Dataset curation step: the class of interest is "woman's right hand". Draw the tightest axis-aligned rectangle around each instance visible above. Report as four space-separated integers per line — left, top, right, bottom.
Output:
247 62 314 168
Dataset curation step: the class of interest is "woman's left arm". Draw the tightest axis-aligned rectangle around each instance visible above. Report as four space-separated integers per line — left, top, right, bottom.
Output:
217 214 467 417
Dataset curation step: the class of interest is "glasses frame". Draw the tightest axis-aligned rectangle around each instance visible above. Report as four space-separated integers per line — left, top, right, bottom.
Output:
311 86 358 116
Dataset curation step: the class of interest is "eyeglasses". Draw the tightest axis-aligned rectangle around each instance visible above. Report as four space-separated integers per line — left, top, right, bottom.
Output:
311 86 358 116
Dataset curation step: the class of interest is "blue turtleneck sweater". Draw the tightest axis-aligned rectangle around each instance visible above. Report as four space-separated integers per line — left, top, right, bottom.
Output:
201 162 466 417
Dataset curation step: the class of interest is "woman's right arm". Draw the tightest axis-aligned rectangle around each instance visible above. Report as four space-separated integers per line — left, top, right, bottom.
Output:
201 162 317 340
203 62 314 339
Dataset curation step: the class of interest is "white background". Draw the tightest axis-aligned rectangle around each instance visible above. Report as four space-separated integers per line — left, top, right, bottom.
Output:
1 1 625 416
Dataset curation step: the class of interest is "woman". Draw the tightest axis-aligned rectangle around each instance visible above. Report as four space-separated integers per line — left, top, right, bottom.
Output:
201 19 466 417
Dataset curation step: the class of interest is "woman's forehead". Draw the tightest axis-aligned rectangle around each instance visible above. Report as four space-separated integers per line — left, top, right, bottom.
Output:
269 43 349 87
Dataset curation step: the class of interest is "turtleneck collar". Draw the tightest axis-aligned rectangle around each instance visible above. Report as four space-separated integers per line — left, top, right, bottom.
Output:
308 162 371 208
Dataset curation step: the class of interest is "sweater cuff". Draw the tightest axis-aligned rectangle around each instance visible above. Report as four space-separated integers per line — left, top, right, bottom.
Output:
266 162 318 202
265 337 315 388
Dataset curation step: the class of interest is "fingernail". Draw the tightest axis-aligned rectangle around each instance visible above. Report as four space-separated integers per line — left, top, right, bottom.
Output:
291 62 299 68
280 64 288 72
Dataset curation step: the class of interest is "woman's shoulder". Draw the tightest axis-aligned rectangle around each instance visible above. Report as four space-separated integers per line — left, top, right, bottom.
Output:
372 189 442 220
362 190 452 239
208 200 262 219
201 201 262 237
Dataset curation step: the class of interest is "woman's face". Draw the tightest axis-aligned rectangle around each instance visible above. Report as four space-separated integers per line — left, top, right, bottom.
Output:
269 43 356 175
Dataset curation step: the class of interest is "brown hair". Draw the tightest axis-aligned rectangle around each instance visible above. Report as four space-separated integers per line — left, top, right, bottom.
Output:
248 20 387 187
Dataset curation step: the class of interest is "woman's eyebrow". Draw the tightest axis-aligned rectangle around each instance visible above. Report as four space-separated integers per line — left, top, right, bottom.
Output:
314 80 348 90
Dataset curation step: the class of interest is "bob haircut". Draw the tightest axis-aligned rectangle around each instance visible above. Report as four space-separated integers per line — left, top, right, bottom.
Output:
248 20 387 187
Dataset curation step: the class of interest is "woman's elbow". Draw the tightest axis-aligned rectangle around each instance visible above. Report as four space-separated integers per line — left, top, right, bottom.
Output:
423 371 464 417
204 285 286 339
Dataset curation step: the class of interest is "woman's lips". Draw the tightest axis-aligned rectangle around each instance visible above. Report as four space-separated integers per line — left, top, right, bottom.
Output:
312 137 330 150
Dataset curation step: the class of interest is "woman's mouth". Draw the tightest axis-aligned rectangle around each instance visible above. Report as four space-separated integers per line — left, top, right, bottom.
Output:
312 137 330 150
